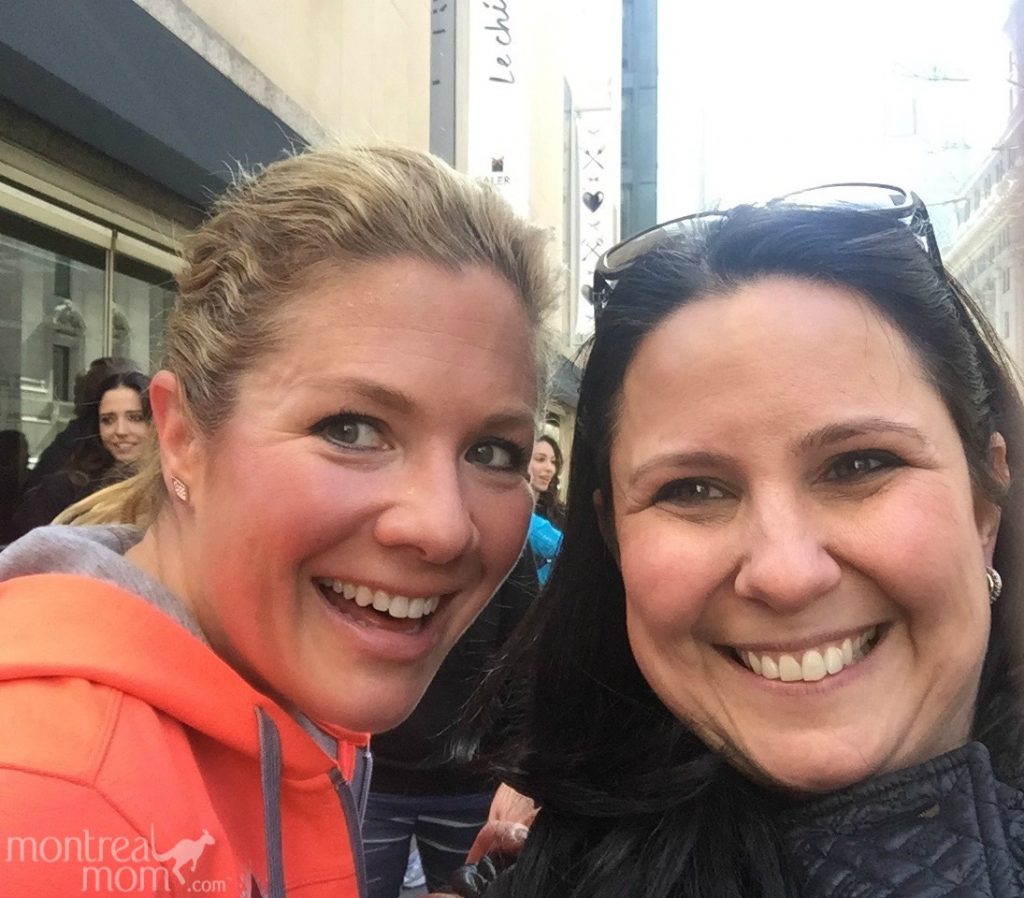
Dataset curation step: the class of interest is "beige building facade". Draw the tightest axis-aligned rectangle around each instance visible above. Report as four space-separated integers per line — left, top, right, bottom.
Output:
0 0 608 480
168 0 431 148
947 0 1024 369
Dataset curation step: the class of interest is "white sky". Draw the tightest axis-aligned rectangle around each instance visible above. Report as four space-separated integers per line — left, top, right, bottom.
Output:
658 0 1014 221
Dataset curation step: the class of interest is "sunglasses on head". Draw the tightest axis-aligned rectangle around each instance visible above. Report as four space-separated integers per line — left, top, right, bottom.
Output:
591 182 942 320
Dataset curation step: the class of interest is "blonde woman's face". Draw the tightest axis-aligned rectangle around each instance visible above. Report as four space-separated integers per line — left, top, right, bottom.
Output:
183 259 537 733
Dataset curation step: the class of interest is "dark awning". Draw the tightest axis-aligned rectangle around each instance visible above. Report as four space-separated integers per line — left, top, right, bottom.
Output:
0 0 306 206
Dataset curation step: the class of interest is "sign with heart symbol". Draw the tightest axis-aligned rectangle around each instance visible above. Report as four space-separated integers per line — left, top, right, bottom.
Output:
582 191 604 213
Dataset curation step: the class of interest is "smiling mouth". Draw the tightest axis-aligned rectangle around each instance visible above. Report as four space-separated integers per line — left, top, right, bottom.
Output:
314 577 443 622
727 625 883 683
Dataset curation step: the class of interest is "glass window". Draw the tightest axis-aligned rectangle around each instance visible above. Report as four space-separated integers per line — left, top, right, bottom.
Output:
0 207 106 463
52 344 71 403
112 254 176 373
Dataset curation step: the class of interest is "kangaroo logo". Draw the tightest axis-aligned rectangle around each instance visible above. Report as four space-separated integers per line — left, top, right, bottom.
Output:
149 826 216 885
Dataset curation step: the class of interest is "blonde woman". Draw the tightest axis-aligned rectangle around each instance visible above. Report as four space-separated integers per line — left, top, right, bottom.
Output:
0 146 556 898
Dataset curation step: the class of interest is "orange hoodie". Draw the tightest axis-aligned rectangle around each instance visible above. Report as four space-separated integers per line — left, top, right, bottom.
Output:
0 572 370 897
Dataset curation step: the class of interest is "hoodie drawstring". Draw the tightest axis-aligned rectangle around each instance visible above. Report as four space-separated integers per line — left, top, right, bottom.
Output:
256 707 286 898
330 766 369 898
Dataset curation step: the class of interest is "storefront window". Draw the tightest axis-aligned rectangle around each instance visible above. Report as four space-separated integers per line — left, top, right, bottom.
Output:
113 254 176 373
0 207 106 463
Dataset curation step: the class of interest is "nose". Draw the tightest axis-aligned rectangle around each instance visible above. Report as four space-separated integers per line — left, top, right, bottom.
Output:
112 415 129 436
373 455 478 565
733 493 841 611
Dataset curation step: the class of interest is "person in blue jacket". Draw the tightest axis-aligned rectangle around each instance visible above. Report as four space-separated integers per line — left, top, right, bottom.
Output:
527 436 563 585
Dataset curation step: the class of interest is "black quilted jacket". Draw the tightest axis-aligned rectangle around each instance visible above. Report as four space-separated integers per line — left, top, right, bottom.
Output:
456 742 1024 897
781 742 1024 896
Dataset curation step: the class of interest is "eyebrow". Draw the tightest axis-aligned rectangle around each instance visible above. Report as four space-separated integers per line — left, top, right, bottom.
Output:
625 418 932 488
304 376 415 413
796 417 934 453
628 450 741 487
300 375 537 431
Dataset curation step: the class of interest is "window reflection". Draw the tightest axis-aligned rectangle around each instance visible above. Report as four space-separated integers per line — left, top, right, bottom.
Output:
113 255 176 373
0 208 106 463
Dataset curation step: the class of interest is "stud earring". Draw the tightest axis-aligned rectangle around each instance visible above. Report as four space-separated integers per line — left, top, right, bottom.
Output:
170 476 189 504
987 566 1003 604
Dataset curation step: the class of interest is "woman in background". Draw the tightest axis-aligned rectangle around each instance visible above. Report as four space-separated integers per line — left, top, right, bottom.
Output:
24 356 143 491
12 369 150 536
527 436 564 586
361 552 538 897
528 436 564 527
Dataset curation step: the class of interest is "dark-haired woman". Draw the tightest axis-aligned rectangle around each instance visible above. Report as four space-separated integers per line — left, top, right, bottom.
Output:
527 436 564 585
463 188 1024 898
12 370 151 537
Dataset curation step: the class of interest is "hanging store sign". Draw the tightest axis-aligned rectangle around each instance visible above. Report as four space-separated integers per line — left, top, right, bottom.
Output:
574 106 615 340
430 1 456 164
465 0 529 214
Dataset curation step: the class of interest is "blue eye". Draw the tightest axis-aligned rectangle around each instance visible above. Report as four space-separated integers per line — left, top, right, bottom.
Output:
315 414 388 451
467 440 524 472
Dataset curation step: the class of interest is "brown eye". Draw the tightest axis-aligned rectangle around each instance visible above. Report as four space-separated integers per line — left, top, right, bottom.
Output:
654 479 729 505
826 451 901 482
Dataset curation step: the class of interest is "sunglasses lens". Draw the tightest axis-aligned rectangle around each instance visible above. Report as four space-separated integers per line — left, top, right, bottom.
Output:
595 184 938 320
604 215 721 273
777 184 910 213
605 226 671 271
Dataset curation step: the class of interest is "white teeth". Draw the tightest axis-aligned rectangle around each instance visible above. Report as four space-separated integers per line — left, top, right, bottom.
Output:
388 595 410 619
778 655 802 682
801 650 826 682
825 646 844 675
317 578 442 619
737 626 879 682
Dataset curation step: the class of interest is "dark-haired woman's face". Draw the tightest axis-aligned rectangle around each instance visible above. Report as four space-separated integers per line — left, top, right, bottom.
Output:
529 440 558 493
605 276 1004 792
98 386 149 464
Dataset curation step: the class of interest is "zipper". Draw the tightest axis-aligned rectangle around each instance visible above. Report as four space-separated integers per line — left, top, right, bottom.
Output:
330 766 368 898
